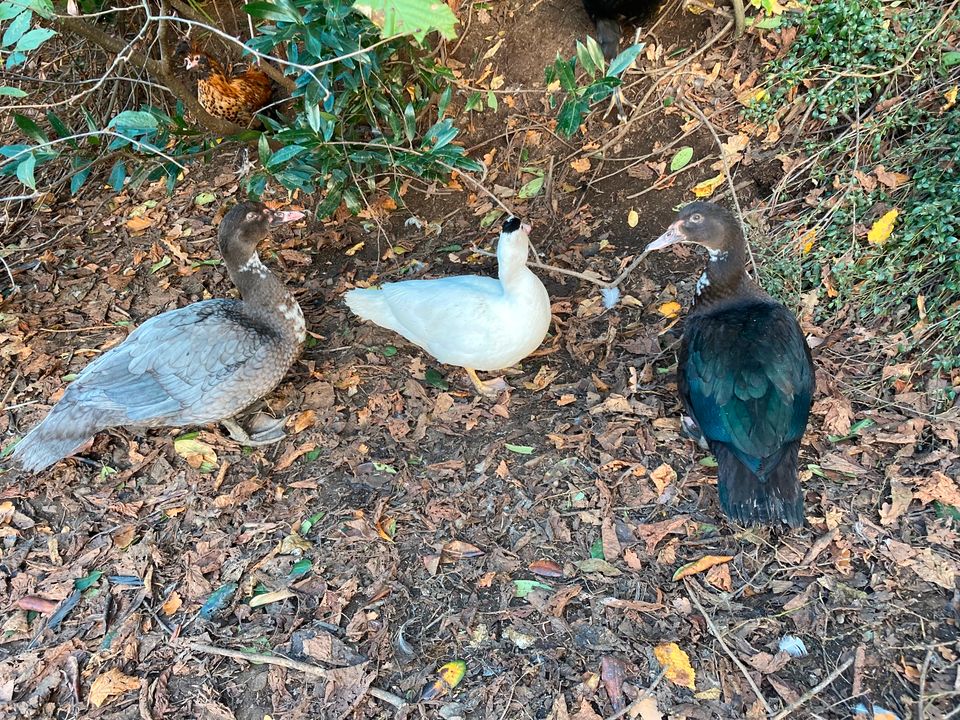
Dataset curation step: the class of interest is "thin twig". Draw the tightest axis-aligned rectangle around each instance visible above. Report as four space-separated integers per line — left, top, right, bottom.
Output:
603 668 667 720
185 642 409 709
684 579 772 715
917 647 933 720
769 657 854 720
0 253 19 296
470 246 610 287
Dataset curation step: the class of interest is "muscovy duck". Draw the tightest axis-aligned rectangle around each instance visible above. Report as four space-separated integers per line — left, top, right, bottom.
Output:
581 0 663 59
344 217 551 397
645 203 815 527
10 202 305 474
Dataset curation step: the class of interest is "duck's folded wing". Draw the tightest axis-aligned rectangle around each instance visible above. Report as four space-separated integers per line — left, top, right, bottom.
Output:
73 300 275 422
680 302 814 466
354 276 501 346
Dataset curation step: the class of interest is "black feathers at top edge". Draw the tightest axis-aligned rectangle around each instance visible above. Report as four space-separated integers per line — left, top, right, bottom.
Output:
503 217 522 233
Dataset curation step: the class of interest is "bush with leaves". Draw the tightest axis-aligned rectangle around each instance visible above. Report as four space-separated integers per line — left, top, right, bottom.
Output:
747 0 960 370
0 0 482 214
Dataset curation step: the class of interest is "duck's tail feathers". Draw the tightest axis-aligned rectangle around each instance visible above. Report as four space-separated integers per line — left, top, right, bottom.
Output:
344 288 402 333
712 441 804 529
9 401 100 474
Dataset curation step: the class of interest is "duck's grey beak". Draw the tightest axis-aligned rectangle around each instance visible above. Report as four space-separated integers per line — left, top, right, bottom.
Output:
645 221 684 252
270 209 305 224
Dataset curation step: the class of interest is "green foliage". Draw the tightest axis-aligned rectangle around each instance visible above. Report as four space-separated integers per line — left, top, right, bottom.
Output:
545 37 643 137
0 0 480 218
745 0 945 125
750 0 960 369
243 0 479 211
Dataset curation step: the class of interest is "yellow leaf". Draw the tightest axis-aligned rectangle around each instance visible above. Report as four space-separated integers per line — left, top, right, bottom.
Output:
627 209 639 228
89 668 140 708
737 88 767 107
692 173 724 198
421 660 467 700
658 301 682 319
867 209 899 245
654 642 696 690
345 241 365 256
944 85 958 111
799 228 817 254
672 554 734 581
570 157 591 173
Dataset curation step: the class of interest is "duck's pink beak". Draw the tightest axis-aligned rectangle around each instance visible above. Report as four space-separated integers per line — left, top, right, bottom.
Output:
521 222 532 234
270 209 305 224
645 220 684 252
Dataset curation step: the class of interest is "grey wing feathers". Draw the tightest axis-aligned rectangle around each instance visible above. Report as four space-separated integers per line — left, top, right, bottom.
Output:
69 299 273 424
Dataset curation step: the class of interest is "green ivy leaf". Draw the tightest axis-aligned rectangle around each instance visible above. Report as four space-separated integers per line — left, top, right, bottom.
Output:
14 26 55 51
108 160 126 191
513 579 552 598
352 0 459 41
107 110 158 131
1 10 31 48
504 443 534 454
607 43 643 77
670 146 693 172
16 153 35 190
244 0 302 24
424 368 448 390
517 174 544 199
0 85 26 97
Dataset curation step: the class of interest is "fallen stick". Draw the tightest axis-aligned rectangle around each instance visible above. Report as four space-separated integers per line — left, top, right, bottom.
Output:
684 580 773 715
186 641 408 710
770 657 854 720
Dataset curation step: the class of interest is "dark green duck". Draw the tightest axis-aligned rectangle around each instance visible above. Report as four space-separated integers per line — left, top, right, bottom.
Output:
646 202 815 528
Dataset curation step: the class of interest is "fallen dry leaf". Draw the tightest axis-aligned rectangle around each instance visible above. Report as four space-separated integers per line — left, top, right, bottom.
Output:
161 592 182 616
570 157 591 173
649 463 677 494
673 555 734 581
89 668 140 708
654 642 696 690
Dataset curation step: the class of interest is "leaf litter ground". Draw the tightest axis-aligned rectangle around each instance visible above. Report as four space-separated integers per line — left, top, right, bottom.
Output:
1 2 959 719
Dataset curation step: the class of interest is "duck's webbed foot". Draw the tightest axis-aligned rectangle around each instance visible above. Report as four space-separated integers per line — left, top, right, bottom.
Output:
221 415 286 446
465 368 508 399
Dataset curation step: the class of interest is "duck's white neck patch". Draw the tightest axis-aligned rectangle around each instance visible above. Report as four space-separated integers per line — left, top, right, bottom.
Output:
695 271 710 296
277 301 306 342
239 252 269 278
707 248 728 262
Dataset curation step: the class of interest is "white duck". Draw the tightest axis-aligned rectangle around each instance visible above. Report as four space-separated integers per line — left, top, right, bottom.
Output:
344 217 551 396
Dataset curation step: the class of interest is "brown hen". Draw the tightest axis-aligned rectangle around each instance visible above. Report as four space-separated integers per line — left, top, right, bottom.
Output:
178 42 274 127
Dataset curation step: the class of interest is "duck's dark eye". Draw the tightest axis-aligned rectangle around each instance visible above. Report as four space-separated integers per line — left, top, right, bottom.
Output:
690 213 703 224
